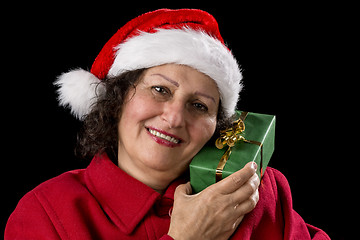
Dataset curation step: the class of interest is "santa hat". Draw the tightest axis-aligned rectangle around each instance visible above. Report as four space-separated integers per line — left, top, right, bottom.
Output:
55 9 242 119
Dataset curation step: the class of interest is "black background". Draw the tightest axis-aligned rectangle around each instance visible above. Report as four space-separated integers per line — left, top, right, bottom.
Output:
1 2 352 239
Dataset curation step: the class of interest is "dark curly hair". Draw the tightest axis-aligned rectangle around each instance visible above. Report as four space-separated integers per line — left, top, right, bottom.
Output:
75 68 234 162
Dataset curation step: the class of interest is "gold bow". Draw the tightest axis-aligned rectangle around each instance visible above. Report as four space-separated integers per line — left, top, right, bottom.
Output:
215 117 246 150
214 112 262 182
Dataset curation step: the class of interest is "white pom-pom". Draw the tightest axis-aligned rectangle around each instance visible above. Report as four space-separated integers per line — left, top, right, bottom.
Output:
54 69 104 119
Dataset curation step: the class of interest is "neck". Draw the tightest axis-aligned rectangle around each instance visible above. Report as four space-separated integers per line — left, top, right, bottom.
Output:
117 158 176 194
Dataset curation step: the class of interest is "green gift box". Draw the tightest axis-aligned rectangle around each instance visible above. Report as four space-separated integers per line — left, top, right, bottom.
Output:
190 111 276 193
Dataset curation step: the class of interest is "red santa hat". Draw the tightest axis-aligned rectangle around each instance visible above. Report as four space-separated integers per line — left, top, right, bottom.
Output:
55 9 242 119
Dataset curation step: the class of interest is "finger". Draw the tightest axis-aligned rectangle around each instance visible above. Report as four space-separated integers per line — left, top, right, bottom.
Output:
230 173 260 204
174 181 193 197
232 215 244 230
234 188 259 216
214 161 257 195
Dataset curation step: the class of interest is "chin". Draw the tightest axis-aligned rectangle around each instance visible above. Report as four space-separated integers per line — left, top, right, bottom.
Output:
140 149 190 173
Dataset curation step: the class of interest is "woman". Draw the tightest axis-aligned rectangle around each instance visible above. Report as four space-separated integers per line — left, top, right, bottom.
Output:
5 9 330 239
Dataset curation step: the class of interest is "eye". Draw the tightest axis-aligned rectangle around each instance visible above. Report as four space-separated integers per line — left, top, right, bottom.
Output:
192 102 208 113
152 86 169 95
151 86 172 101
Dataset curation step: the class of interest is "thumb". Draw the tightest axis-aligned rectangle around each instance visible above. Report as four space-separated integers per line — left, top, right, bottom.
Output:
175 181 193 196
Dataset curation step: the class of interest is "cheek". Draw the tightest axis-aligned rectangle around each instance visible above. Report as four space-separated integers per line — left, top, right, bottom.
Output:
190 116 217 147
120 89 160 124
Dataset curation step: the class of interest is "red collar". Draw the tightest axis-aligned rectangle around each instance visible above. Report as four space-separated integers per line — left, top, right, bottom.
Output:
84 153 184 234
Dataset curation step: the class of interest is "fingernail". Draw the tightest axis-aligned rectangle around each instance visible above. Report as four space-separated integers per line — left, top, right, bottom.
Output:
251 162 257 170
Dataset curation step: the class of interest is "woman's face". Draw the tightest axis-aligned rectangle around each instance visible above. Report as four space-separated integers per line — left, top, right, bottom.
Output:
117 64 220 189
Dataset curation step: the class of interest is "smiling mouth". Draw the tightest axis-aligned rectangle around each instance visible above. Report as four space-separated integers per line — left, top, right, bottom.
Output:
146 127 182 144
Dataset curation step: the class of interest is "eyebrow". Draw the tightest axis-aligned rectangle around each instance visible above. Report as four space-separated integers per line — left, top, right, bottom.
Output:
151 74 179 87
194 91 216 103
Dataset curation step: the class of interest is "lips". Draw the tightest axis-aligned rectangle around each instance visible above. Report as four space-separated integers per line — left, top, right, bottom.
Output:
146 127 183 147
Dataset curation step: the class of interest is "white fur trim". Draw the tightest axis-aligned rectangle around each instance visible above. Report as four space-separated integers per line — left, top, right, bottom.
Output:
108 28 242 118
54 69 104 119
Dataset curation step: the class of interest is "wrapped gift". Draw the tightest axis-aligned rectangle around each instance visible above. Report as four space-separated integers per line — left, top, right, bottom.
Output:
190 111 276 193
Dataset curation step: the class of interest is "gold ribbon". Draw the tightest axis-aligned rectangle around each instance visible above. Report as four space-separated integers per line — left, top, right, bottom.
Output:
215 111 263 182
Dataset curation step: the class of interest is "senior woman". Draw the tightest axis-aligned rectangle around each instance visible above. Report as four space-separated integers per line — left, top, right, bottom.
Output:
5 9 329 240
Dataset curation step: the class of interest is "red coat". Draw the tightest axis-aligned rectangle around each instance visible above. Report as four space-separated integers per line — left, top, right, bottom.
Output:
5 154 330 239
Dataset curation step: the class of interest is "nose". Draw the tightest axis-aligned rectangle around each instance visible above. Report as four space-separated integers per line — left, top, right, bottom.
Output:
161 101 186 129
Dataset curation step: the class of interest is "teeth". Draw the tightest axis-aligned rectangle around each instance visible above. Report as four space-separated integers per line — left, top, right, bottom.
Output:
148 129 180 144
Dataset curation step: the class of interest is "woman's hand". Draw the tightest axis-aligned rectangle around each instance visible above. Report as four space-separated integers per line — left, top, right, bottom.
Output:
168 162 260 240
